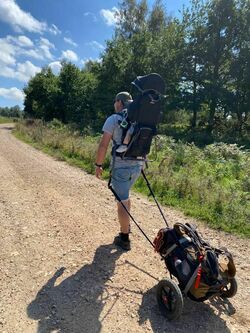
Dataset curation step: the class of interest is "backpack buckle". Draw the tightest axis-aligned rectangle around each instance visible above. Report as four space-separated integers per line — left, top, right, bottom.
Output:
120 118 128 129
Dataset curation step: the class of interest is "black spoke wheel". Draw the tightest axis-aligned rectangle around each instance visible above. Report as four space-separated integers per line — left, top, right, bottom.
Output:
156 279 184 320
220 277 238 298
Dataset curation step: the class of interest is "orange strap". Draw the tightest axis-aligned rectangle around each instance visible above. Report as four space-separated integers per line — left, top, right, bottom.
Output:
153 229 165 252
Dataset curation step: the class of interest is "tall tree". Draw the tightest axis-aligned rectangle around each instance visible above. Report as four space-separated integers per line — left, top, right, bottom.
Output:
116 0 148 38
202 0 236 134
58 62 84 123
229 0 250 135
182 0 208 128
149 19 185 118
148 0 167 33
23 67 59 121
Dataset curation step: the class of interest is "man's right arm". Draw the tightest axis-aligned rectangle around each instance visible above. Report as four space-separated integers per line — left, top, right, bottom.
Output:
95 131 112 179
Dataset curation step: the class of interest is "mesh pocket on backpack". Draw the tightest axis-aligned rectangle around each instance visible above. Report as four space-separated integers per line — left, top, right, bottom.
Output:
125 127 154 157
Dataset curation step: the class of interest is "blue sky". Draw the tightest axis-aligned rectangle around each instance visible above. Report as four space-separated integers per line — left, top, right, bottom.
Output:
0 0 190 108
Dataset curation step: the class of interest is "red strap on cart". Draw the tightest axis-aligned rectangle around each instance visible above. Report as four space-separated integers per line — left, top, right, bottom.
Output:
194 255 204 289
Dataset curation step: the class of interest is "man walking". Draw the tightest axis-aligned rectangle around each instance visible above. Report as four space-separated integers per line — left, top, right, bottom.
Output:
95 92 144 250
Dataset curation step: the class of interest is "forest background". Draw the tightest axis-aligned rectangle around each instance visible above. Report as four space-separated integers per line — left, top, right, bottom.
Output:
1 0 249 236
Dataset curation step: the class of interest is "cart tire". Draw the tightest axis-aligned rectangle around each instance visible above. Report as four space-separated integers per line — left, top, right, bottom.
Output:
156 279 184 320
221 277 238 298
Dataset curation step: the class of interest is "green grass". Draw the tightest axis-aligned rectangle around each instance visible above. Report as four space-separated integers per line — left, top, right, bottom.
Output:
0 117 15 124
13 119 250 237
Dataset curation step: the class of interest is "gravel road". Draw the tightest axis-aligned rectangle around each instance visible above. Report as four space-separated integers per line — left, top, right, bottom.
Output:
0 124 249 333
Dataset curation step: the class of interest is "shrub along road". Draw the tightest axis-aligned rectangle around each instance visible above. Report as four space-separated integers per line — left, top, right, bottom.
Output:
0 123 249 333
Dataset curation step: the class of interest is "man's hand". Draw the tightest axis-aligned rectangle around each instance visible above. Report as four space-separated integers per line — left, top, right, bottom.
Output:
95 166 103 179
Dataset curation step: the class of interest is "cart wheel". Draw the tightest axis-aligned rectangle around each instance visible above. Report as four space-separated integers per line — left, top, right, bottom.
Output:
156 279 184 320
221 277 238 298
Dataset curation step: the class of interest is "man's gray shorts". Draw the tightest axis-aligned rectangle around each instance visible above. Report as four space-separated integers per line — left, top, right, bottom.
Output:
111 165 142 201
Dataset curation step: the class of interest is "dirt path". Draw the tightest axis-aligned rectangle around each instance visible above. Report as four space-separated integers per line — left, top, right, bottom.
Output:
0 123 249 333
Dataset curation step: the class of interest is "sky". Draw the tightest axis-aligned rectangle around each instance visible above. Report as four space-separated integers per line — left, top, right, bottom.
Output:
0 0 190 108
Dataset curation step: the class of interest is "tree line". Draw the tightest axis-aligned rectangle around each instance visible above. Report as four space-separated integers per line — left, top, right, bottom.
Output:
23 0 250 146
0 105 22 118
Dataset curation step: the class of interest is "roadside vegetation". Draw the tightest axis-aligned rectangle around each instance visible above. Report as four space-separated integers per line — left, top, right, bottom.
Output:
0 117 20 124
14 120 250 237
0 117 12 124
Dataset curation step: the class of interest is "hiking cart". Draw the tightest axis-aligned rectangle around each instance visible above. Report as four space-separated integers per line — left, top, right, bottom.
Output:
154 222 238 320
110 170 238 321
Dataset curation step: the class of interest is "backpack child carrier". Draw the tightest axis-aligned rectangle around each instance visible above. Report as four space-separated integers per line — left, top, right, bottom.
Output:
116 73 165 159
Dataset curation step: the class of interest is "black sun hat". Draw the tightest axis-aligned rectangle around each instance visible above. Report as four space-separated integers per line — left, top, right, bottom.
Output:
132 73 165 95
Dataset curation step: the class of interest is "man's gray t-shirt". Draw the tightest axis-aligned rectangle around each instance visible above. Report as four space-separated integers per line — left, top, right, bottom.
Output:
102 112 144 168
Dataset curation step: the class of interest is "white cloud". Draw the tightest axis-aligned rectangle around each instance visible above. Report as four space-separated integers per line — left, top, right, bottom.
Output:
16 61 41 82
40 37 55 49
0 60 41 82
64 37 78 47
37 48 53 60
0 64 16 78
18 35 34 47
7 35 34 48
49 24 61 35
39 37 55 60
0 38 16 65
61 50 78 62
100 7 119 26
48 61 62 75
0 0 47 33
18 48 44 60
83 12 97 22
81 57 102 67
0 87 24 102
86 41 105 51
0 0 61 35
0 35 55 66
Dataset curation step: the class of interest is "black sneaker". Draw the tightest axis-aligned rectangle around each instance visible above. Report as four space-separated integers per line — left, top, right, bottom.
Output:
114 234 131 251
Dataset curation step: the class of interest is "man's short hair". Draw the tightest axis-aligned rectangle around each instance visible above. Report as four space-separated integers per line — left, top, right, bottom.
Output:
115 91 132 106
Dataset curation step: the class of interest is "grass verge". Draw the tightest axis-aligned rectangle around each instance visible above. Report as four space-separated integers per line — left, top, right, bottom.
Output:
0 117 17 124
13 119 250 237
